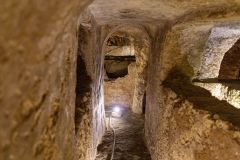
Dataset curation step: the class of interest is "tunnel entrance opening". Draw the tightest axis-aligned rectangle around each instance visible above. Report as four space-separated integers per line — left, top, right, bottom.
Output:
96 25 151 160
104 56 135 80
103 31 137 110
103 27 149 114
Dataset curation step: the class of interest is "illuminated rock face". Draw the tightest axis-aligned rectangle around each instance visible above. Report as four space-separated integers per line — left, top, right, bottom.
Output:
195 82 240 109
198 25 240 79
104 63 136 108
76 15 106 160
1 0 240 160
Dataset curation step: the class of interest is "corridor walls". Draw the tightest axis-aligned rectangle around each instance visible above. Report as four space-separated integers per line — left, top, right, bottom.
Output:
0 0 93 159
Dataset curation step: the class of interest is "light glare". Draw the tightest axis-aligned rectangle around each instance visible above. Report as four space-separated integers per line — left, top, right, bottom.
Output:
113 106 120 113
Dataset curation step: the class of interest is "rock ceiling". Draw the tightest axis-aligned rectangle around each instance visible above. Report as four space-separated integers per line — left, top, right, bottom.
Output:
88 0 240 24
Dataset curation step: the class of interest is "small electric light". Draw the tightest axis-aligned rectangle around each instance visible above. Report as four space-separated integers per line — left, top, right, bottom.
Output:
113 106 120 113
112 105 122 118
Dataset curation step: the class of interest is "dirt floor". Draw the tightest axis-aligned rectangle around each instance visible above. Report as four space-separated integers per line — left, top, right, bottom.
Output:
96 107 151 160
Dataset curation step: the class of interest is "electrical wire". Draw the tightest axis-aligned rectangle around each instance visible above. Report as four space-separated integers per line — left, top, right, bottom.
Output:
108 114 116 160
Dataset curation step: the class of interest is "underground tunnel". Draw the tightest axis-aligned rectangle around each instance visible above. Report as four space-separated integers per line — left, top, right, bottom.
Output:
95 28 150 160
1 0 240 160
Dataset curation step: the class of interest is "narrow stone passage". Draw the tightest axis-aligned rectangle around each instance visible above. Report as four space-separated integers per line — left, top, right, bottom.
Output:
96 107 151 160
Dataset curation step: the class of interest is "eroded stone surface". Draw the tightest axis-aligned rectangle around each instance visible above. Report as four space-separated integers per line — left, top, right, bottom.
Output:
2 0 240 160
195 82 240 109
0 0 95 159
199 25 240 79
104 63 136 108
163 88 240 160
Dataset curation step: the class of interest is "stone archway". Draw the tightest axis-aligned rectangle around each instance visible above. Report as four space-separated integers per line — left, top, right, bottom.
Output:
102 24 151 114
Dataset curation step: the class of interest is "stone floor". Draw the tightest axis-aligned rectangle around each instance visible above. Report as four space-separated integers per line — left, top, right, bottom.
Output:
96 107 151 160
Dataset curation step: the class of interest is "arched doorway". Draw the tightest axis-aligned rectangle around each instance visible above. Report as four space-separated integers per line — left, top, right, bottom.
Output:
102 25 150 114
96 24 151 159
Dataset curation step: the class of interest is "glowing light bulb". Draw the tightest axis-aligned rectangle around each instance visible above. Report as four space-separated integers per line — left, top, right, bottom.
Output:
113 106 120 113
112 105 122 118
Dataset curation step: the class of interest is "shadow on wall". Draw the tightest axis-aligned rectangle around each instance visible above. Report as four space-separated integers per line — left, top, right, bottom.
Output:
75 55 92 134
163 68 240 127
219 38 240 80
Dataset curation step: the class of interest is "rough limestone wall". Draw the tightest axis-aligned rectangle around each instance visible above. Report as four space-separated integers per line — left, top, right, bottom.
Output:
75 13 97 160
75 55 92 160
77 15 106 159
0 0 92 160
91 25 106 157
144 25 167 160
163 88 240 160
132 41 149 114
145 16 240 160
198 24 240 79
159 23 214 81
145 22 212 159
104 63 136 108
